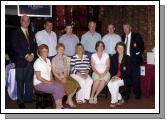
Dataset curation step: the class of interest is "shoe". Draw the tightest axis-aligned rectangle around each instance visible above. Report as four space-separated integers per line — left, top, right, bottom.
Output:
89 98 94 104
93 98 97 104
109 103 116 108
64 103 77 108
76 100 86 104
18 103 25 109
117 99 124 105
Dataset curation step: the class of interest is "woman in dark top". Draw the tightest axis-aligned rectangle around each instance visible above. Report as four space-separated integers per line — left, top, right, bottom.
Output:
108 42 132 107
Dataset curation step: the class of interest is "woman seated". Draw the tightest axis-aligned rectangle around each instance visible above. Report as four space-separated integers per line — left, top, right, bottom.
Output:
51 43 80 108
108 42 132 107
70 43 93 104
89 41 111 104
33 44 65 109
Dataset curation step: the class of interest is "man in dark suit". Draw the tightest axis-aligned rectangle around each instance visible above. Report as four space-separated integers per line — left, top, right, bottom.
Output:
121 23 144 99
11 15 37 108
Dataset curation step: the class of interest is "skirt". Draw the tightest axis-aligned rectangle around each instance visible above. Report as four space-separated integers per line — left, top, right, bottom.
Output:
92 72 111 82
64 76 81 95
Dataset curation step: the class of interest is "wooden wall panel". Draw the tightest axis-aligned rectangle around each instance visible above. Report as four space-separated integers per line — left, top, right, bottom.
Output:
100 5 155 53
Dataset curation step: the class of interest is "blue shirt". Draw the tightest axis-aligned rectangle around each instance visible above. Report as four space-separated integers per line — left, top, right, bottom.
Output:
81 31 101 53
59 34 79 56
102 33 121 55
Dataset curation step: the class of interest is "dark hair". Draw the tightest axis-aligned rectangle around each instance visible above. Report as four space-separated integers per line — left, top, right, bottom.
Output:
75 43 84 50
44 18 53 24
95 41 105 51
65 24 72 27
38 44 49 55
115 41 126 54
123 22 131 27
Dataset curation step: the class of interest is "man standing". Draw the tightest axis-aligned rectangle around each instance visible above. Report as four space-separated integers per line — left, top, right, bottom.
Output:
121 23 144 99
35 19 57 60
59 24 79 57
81 21 101 59
102 24 121 57
11 15 37 108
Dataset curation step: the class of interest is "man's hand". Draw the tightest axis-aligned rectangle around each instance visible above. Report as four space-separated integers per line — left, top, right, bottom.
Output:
25 54 34 62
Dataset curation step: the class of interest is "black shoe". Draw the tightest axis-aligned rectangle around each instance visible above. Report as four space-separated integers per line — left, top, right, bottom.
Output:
24 100 33 103
18 103 25 109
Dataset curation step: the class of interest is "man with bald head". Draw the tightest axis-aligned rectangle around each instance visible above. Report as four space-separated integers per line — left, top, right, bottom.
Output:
11 15 37 108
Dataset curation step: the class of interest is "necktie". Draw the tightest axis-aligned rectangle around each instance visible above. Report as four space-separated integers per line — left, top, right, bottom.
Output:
125 36 128 54
25 30 29 41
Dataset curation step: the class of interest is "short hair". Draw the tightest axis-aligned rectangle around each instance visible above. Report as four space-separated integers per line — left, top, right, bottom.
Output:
95 41 105 51
65 24 72 27
115 41 127 54
44 18 53 24
88 21 96 25
56 43 65 50
75 43 84 50
108 23 115 27
38 44 49 55
20 15 30 22
123 22 132 27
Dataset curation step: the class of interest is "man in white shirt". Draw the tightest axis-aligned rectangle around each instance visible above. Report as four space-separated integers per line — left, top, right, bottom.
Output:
102 24 121 56
35 19 57 60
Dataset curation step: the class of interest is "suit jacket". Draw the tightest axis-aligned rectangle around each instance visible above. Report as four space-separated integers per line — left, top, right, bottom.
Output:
11 27 37 68
121 32 144 65
110 54 132 86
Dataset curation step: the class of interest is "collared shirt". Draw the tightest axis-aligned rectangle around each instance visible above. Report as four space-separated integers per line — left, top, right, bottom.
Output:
33 56 51 86
81 31 101 53
102 33 121 55
35 30 57 57
124 32 131 56
70 54 90 74
59 34 79 57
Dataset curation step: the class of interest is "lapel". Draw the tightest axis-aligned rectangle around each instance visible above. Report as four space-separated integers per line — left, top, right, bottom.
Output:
120 54 126 73
130 32 134 51
19 28 30 50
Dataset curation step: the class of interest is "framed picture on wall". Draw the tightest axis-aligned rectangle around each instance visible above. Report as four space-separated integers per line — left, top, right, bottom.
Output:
18 5 52 17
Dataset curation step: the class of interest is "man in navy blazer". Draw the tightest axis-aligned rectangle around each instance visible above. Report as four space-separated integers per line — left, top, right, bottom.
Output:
11 15 37 108
121 23 144 99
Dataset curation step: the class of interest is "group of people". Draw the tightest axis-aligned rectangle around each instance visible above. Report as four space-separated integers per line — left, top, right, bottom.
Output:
11 15 144 109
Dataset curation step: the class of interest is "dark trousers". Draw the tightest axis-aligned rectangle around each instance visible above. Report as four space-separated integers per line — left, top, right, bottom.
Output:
16 63 34 104
85 51 93 75
48 55 56 61
131 59 141 97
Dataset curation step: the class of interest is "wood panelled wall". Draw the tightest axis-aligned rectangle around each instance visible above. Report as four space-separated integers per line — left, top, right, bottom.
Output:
100 5 155 52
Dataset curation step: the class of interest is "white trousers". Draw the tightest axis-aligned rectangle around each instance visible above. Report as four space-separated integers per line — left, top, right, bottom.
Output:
71 74 93 101
107 79 124 103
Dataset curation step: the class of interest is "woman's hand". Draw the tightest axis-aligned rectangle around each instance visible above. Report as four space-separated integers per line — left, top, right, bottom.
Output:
111 76 121 81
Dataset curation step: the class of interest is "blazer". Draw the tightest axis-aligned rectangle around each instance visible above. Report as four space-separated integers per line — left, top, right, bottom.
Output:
11 27 37 68
121 32 144 65
110 54 132 86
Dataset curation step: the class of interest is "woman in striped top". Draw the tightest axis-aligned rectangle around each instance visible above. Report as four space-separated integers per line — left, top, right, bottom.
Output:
70 43 93 104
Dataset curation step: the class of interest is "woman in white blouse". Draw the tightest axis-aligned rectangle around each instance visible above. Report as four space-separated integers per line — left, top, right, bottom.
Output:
89 41 111 104
33 44 65 109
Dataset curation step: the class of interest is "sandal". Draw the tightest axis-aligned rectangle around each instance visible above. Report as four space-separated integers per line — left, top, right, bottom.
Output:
109 103 116 108
93 98 97 104
89 98 94 104
76 100 86 104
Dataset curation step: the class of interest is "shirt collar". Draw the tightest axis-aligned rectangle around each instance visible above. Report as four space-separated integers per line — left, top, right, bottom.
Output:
126 32 131 38
39 56 49 63
21 27 28 33
76 54 86 59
